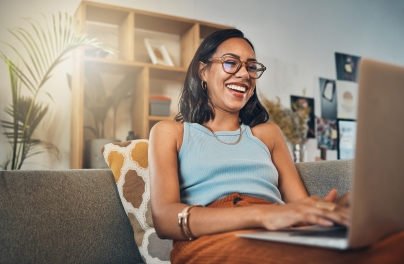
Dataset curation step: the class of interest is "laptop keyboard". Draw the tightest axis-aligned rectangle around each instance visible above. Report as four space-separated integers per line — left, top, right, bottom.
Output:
291 227 347 238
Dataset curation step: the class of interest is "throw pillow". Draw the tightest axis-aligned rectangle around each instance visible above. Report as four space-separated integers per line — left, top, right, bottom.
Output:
101 140 172 263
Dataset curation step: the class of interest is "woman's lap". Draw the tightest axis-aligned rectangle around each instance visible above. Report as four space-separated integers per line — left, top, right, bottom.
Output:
171 193 404 264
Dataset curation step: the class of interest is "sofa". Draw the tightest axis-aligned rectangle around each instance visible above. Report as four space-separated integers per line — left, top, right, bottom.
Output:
0 139 353 264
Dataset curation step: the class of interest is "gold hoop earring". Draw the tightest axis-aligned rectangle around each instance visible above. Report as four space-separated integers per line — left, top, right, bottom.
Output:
201 80 207 90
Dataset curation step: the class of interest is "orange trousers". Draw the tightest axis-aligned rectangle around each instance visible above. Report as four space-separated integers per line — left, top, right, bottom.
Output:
171 193 404 264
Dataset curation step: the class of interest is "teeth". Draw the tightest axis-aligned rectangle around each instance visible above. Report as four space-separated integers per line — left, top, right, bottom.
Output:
226 84 246 93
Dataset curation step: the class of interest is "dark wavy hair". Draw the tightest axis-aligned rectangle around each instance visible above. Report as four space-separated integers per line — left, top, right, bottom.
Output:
174 28 269 127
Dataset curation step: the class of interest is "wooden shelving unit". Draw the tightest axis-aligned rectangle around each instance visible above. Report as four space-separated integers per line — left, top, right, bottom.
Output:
70 1 231 168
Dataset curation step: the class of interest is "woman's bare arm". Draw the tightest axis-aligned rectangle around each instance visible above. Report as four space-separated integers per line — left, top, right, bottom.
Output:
149 121 349 240
251 122 308 203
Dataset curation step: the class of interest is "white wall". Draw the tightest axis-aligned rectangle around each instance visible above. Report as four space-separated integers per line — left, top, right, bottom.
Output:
1 0 403 169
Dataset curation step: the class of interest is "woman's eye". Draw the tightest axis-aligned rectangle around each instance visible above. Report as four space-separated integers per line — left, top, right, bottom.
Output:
223 60 238 67
247 64 258 71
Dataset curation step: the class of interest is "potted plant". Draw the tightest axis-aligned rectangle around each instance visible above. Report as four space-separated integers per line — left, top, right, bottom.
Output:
0 12 113 170
261 96 310 162
67 65 134 168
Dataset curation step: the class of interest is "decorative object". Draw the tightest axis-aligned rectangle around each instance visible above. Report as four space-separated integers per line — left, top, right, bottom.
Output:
126 131 137 141
149 95 171 116
0 12 113 170
261 96 309 162
144 38 174 66
293 142 308 163
203 125 243 145
101 140 172 263
319 78 338 120
316 117 337 151
335 52 361 82
336 118 357 160
336 81 358 119
290 95 315 139
67 63 133 168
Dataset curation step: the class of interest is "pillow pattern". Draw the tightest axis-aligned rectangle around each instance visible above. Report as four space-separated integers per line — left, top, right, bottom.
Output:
101 139 172 263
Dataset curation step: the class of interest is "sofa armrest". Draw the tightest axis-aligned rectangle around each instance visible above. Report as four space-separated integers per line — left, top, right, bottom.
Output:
295 159 353 198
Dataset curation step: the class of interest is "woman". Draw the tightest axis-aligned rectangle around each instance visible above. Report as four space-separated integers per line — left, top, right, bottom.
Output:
149 29 403 263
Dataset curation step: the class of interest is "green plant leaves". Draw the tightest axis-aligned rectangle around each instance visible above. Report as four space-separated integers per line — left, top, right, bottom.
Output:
1 12 113 170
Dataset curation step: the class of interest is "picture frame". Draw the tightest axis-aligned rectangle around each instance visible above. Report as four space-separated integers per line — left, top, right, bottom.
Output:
290 95 316 139
144 38 174 67
336 118 357 160
335 52 361 82
319 78 337 120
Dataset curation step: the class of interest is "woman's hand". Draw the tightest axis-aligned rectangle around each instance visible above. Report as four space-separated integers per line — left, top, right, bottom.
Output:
324 188 350 208
256 191 350 230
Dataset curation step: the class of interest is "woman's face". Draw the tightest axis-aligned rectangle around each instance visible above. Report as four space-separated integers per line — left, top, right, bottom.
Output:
200 38 257 115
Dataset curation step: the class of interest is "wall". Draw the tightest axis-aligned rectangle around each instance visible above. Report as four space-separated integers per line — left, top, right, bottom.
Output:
0 0 403 169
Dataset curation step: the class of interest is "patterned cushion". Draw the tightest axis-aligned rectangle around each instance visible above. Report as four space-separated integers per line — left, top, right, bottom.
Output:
101 140 172 263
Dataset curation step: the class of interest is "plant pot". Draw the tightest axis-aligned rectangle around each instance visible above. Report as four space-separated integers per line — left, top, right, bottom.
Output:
84 139 120 168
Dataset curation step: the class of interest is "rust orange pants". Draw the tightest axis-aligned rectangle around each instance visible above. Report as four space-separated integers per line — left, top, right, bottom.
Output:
171 193 404 264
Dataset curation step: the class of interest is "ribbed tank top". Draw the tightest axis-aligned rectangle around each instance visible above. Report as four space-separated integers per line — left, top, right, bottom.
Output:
178 122 283 206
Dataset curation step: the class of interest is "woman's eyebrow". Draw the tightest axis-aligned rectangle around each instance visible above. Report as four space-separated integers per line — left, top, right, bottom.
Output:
221 53 257 61
222 53 240 59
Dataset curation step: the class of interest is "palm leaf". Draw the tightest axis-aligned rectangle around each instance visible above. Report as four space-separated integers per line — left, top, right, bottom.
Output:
1 12 114 169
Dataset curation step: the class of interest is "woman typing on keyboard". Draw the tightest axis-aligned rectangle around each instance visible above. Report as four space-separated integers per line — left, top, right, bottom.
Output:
148 28 404 263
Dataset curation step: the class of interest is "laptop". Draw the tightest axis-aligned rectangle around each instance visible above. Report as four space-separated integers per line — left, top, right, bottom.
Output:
238 58 404 250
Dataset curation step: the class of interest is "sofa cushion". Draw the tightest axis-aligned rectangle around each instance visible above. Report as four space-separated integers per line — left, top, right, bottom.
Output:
295 159 353 197
0 170 143 264
101 140 172 264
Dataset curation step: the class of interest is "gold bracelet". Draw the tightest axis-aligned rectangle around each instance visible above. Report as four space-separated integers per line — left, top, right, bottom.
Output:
177 204 203 240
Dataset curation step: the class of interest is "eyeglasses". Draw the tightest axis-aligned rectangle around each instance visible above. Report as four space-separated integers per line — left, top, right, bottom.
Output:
209 55 266 79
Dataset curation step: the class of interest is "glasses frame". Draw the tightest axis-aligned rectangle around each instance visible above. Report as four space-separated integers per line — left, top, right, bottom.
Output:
209 55 266 79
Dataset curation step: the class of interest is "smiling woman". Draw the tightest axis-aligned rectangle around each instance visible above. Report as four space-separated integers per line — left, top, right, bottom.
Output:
148 29 404 263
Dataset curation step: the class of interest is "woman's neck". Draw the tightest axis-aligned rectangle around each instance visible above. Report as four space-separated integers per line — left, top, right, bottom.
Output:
203 115 240 132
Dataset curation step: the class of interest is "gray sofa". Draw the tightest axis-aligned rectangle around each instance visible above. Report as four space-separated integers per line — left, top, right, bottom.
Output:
0 159 353 264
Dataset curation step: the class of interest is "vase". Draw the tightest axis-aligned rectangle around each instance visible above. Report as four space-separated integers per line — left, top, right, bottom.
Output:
293 142 307 163
84 138 120 168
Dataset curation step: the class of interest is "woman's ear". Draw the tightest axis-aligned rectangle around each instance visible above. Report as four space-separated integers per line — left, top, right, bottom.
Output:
198 61 207 81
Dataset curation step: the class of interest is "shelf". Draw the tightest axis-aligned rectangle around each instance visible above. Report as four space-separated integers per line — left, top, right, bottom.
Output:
70 1 231 169
149 115 175 121
84 57 187 78
86 4 131 25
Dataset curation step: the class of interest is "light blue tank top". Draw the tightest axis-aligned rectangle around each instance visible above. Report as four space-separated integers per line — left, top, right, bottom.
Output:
178 122 283 206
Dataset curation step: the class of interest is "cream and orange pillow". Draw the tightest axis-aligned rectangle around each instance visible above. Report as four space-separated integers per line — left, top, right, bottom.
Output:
101 140 172 263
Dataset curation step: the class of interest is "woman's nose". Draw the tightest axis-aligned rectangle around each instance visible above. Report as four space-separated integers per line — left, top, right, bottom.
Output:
236 62 250 79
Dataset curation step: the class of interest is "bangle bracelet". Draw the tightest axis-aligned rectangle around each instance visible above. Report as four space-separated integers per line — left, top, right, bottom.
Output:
178 204 203 240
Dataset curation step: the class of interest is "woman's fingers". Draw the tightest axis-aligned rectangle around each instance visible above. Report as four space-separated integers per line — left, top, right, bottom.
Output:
292 197 349 227
260 195 350 231
336 192 350 207
323 188 338 202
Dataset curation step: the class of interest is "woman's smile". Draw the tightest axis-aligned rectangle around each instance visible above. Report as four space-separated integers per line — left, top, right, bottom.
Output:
226 82 249 99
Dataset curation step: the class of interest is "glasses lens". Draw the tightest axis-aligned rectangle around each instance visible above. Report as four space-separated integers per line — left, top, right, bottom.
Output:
222 58 240 73
247 62 264 79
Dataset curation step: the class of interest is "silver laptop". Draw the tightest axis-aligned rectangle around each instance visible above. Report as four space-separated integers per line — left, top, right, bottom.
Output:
238 58 404 250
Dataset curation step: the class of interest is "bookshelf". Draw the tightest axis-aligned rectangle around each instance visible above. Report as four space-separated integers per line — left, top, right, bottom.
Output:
70 1 231 168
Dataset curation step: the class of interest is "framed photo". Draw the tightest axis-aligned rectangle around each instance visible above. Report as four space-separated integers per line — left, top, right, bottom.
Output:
144 38 174 67
336 81 358 119
335 52 361 82
316 117 337 150
290 95 316 139
336 118 357 160
319 78 337 120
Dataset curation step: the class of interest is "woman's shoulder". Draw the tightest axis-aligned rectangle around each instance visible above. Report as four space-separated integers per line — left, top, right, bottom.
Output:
250 121 283 137
149 120 184 150
250 122 284 151
150 120 184 137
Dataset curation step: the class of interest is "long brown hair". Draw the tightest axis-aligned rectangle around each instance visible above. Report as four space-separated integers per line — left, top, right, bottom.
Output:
175 29 269 127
